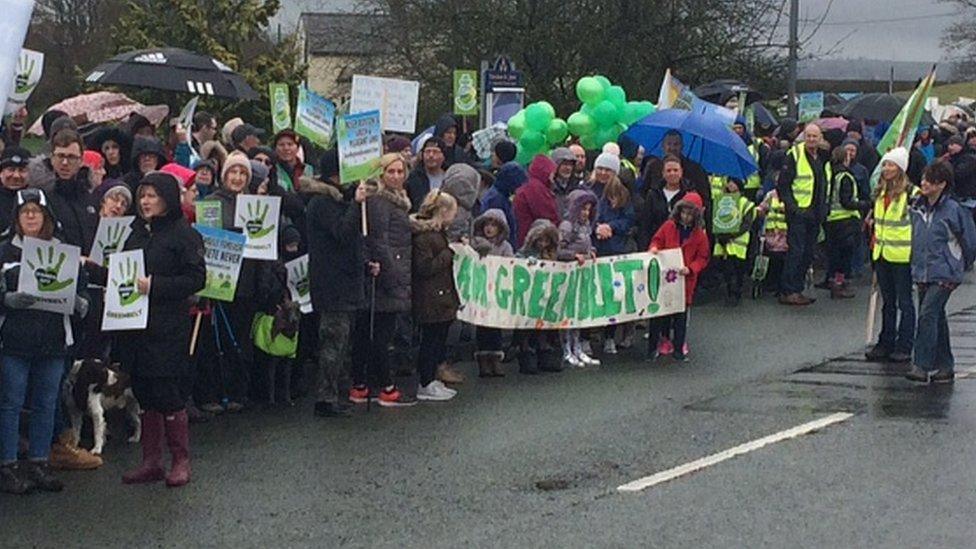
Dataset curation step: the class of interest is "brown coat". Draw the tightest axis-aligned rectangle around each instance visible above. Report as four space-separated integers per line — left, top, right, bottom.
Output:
410 215 459 324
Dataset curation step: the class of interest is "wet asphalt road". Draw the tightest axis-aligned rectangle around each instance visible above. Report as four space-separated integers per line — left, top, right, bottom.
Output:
3 276 976 548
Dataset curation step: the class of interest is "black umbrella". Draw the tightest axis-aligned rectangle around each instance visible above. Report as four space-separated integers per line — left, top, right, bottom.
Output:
85 48 259 101
693 80 763 106
751 102 778 128
837 93 935 126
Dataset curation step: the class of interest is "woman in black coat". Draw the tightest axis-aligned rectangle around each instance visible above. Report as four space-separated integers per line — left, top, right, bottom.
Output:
118 172 205 488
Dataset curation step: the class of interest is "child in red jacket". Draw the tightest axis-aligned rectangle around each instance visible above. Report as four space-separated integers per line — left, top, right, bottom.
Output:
648 192 710 361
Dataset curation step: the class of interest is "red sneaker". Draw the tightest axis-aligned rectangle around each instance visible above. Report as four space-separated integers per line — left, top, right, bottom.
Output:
349 385 370 404
657 337 674 356
377 387 417 408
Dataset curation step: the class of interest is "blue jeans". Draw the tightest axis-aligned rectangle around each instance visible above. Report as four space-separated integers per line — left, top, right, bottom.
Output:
914 284 953 373
0 355 65 463
781 212 819 294
876 260 915 353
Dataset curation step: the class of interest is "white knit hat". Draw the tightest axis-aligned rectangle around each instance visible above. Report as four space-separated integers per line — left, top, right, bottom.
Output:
602 142 621 156
880 146 909 173
594 152 620 174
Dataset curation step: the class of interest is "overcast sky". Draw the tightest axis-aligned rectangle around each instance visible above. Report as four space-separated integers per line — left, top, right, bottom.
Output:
280 0 959 62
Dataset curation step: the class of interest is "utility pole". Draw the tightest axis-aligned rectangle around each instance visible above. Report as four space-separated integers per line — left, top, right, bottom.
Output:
787 0 799 119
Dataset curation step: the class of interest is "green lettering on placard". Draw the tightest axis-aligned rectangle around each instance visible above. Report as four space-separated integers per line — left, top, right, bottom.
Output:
495 266 510 310
472 262 489 307
578 264 593 320
544 272 567 322
527 270 550 319
455 255 472 302
561 269 579 320
614 259 643 314
597 263 621 318
511 265 531 316
647 257 661 314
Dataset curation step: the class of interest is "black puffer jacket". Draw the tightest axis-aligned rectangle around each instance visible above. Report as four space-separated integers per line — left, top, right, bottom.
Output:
363 182 412 313
48 167 98 255
114 173 205 378
0 236 90 358
307 182 366 313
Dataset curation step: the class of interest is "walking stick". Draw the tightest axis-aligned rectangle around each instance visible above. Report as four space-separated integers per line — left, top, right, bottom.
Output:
367 275 376 412
189 311 203 355
865 272 879 345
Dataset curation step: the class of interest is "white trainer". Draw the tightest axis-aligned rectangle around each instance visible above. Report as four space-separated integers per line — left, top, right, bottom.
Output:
577 352 601 366
417 382 455 401
563 353 583 368
603 339 617 355
430 380 457 396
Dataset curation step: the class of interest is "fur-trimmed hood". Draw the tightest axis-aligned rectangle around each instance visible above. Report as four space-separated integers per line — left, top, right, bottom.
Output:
473 208 510 244
409 213 447 233
566 189 598 227
364 180 411 212
519 218 560 258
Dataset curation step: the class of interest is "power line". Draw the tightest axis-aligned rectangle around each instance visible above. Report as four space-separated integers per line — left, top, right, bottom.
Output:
797 11 958 26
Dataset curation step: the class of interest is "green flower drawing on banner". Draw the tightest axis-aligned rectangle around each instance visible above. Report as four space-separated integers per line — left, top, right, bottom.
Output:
114 256 141 306
239 202 275 238
14 55 37 95
27 246 73 292
99 224 127 267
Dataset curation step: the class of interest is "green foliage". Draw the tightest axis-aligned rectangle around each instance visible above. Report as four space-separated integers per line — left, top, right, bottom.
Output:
111 0 305 129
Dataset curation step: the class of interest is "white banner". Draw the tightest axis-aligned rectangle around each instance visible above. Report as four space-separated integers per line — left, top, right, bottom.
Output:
90 216 134 267
102 250 149 331
285 254 312 314
350 75 420 133
234 194 280 260
0 0 34 112
452 246 686 330
17 237 81 315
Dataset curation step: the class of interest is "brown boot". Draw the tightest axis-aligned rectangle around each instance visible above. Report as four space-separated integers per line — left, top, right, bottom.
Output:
489 351 506 377
436 362 465 384
779 293 814 306
475 353 492 378
49 431 103 471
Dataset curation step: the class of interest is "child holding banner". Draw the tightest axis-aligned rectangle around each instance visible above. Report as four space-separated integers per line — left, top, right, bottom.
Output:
515 219 563 374
557 189 600 368
471 208 515 377
648 192 709 362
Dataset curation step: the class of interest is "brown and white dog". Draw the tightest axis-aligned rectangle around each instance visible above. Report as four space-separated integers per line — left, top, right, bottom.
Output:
64 359 141 455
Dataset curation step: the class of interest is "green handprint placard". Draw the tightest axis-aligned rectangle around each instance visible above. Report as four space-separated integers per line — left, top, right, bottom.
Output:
17 237 80 315
285 254 312 313
8 49 43 105
102 250 148 331
234 195 281 260
91 216 134 267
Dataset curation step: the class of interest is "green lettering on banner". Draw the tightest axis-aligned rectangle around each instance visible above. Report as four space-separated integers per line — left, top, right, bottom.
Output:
456 255 472 302
528 270 550 319
561 269 579 320
597 263 621 318
510 265 531 316
647 257 661 314
472 262 489 307
544 272 567 322
578 265 593 320
614 259 643 314
495 266 510 310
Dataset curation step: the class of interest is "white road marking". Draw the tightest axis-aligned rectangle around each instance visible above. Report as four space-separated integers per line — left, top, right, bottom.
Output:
617 412 854 493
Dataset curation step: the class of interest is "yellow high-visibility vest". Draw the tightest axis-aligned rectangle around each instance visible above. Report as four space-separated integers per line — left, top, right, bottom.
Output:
872 190 912 263
788 143 831 209
713 195 755 260
765 196 787 232
745 142 762 190
827 171 861 222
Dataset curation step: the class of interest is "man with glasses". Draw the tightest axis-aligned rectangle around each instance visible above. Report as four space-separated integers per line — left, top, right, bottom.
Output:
192 111 217 150
0 146 31 232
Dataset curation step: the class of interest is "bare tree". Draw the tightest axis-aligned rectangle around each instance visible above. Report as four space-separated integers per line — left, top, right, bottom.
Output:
940 0 976 80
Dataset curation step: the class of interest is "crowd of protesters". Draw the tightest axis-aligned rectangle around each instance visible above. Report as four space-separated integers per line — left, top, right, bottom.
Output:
0 99 974 495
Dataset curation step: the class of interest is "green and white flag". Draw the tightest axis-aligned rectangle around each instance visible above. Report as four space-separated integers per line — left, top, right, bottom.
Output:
870 66 937 189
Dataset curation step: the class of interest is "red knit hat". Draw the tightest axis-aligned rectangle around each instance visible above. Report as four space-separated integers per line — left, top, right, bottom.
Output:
160 162 197 189
82 150 104 171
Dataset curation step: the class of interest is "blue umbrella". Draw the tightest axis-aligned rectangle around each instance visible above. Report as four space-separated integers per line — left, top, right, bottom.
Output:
624 109 757 180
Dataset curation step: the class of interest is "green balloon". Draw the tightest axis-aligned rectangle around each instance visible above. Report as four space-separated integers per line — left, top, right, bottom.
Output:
635 101 656 117
594 75 612 91
607 86 626 109
595 126 617 148
539 101 556 120
524 103 551 132
507 111 526 139
567 112 595 136
546 119 569 145
580 134 597 150
576 77 604 105
592 100 617 127
515 145 535 166
519 129 546 153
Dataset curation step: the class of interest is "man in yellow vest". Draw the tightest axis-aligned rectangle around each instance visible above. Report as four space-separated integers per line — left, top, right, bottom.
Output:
778 124 830 306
